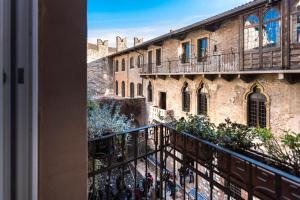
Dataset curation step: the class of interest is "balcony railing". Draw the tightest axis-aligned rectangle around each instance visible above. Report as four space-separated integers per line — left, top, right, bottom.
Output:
88 124 300 200
150 106 174 123
140 53 239 75
139 52 300 75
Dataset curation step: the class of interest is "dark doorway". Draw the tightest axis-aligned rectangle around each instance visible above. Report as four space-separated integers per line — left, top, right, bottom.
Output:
148 51 152 73
159 92 166 110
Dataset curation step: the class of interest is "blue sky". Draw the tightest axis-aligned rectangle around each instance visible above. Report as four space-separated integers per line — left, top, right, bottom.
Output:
88 0 251 47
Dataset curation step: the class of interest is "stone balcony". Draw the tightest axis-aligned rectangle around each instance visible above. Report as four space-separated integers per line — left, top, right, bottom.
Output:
149 106 174 123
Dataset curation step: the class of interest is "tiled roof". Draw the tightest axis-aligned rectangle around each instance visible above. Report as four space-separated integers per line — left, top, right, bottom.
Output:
108 0 267 57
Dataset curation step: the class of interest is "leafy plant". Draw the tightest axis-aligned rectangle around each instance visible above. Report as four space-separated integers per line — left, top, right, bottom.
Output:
87 98 133 138
254 128 300 176
216 118 256 150
175 115 217 142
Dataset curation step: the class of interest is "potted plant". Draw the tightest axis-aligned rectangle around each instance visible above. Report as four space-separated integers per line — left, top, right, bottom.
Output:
172 115 216 163
215 119 255 187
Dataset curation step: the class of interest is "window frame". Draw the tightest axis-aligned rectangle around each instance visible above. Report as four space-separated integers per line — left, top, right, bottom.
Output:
197 37 209 62
137 83 143 96
147 82 153 103
121 58 126 71
115 81 119 95
130 57 134 69
115 60 119 72
155 48 162 66
197 84 208 116
292 2 300 43
262 7 281 49
121 81 126 97
244 14 260 51
247 87 267 128
130 82 135 98
182 82 190 112
242 6 282 52
181 41 191 64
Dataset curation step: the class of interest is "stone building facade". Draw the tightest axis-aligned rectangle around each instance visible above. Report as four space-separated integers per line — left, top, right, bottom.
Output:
108 0 300 135
87 40 116 98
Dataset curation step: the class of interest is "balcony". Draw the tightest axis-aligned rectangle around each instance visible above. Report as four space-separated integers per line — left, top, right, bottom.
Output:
150 106 174 123
88 124 300 200
139 53 300 80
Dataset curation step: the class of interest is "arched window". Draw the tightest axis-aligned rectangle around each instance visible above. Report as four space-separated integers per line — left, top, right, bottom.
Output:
130 57 134 68
244 15 260 50
197 84 208 115
122 58 126 71
147 82 153 102
248 87 267 128
182 83 190 112
115 60 119 72
121 81 125 97
137 55 143 68
137 83 143 96
130 82 135 98
115 81 118 95
263 8 281 48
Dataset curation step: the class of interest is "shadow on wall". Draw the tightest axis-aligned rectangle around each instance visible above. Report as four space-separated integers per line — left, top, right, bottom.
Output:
99 97 147 127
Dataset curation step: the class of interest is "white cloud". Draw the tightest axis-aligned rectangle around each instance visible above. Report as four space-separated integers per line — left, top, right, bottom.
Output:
88 0 253 47
88 15 210 47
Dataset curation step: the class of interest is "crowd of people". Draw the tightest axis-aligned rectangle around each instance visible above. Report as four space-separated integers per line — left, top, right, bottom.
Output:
89 167 195 200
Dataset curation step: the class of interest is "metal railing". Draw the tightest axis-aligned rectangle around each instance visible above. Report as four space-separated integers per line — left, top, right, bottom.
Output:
88 124 300 200
139 53 240 75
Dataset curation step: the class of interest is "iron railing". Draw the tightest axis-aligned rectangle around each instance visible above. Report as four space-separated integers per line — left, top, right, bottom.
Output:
139 54 240 74
88 124 300 200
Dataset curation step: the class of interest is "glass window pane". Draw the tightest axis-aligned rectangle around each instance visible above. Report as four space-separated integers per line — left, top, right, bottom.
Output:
245 15 259 26
244 15 259 50
263 8 280 23
297 14 300 42
263 21 281 47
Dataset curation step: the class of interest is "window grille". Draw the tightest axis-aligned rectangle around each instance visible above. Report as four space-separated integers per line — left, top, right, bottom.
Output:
147 82 153 102
115 81 118 95
156 48 161 66
122 59 126 71
248 87 267 128
137 83 143 96
130 57 134 68
182 83 190 112
121 81 125 97
115 60 119 72
198 86 208 115
130 82 135 98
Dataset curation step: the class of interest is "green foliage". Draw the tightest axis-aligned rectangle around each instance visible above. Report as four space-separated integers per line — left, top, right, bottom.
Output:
175 115 217 142
87 98 133 138
173 114 300 175
216 118 256 150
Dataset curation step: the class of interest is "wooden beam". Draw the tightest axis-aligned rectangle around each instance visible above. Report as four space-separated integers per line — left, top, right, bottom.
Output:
157 75 166 80
169 75 180 80
222 74 238 82
204 74 218 81
185 75 195 81
284 74 300 84
238 74 257 83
